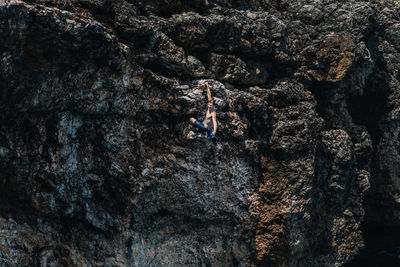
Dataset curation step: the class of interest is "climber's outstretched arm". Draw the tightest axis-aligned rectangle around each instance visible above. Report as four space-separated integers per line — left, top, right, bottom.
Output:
206 82 213 103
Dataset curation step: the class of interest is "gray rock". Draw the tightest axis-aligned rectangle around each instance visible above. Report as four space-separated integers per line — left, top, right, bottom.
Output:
0 0 400 266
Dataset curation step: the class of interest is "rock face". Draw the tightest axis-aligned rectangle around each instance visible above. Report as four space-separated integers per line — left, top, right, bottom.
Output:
0 0 399 266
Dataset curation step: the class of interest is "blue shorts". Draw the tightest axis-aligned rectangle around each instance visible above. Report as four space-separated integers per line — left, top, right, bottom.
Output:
193 120 207 131
194 120 218 142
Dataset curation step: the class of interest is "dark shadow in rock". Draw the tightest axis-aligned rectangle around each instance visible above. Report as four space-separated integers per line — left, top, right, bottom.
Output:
344 223 400 267
346 38 389 146
347 65 389 146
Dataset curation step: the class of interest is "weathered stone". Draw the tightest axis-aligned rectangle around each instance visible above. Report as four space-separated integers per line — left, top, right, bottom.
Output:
0 0 400 266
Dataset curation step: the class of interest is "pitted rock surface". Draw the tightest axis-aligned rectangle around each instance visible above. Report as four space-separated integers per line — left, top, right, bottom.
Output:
0 0 399 266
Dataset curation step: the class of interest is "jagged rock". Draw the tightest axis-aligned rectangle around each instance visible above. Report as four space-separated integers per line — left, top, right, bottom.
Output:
1 0 400 266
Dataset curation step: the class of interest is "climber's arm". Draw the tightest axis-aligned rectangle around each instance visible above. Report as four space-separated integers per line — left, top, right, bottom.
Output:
206 82 213 103
212 112 217 135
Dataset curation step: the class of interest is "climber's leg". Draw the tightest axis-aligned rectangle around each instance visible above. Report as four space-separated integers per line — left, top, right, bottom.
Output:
190 118 207 131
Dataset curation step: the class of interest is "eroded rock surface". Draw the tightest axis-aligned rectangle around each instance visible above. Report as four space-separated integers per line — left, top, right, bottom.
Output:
0 0 399 266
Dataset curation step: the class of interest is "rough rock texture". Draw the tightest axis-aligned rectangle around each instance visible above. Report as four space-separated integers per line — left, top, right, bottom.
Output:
0 0 400 266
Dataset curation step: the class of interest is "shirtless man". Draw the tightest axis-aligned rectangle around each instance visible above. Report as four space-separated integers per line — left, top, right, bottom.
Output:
189 82 218 143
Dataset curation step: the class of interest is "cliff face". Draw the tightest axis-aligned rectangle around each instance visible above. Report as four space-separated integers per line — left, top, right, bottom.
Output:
0 0 399 266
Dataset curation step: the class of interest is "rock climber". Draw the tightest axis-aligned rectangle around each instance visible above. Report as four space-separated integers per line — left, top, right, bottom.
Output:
189 82 219 143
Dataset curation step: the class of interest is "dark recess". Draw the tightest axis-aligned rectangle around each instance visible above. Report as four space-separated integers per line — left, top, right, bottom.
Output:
344 223 400 267
346 65 389 146
345 33 395 267
347 33 389 146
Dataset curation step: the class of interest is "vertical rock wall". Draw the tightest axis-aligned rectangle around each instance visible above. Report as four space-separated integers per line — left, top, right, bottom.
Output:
0 0 399 266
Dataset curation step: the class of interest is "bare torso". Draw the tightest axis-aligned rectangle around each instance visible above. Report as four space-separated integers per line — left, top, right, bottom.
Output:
203 109 215 130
